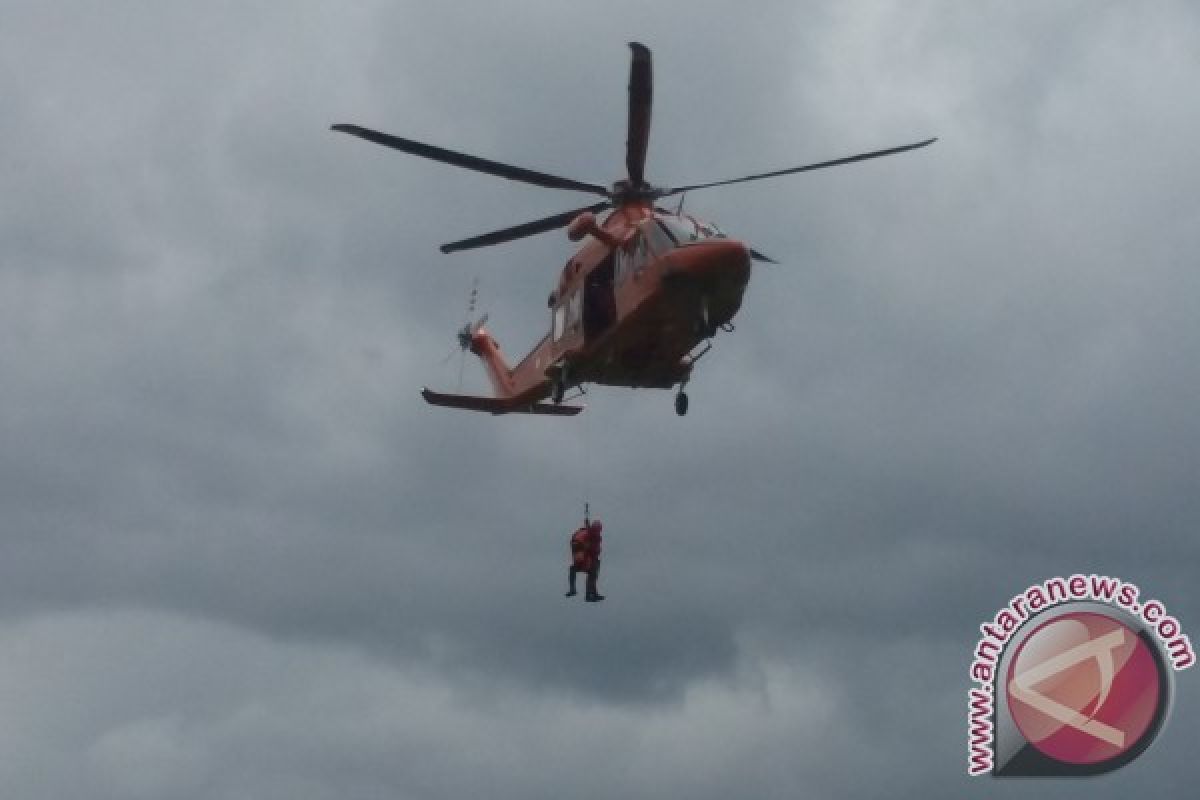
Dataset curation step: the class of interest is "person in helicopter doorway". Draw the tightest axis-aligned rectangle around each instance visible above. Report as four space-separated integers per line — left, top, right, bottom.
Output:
565 518 604 602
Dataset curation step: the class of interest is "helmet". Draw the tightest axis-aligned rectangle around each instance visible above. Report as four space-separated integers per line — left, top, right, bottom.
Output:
589 519 603 533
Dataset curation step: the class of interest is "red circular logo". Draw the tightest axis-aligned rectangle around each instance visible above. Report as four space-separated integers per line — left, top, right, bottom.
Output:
1006 611 1162 765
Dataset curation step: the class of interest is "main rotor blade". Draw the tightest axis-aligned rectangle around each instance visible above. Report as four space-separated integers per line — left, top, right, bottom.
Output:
662 137 937 196
331 123 612 197
626 42 653 186
440 201 613 254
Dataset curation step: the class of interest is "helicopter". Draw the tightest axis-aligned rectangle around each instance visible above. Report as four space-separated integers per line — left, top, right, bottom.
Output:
333 43 933 416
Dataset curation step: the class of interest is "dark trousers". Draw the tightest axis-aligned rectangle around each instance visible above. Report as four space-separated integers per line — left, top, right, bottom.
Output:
568 564 600 595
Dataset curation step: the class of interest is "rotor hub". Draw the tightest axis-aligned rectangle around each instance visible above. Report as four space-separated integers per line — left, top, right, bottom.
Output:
611 179 661 205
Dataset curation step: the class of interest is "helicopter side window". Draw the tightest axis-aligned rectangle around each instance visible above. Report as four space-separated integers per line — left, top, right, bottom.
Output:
616 231 643 280
567 289 582 333
552 304 565 341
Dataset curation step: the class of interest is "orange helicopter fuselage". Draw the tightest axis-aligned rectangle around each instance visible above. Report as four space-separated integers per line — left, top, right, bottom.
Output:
465 203 751 408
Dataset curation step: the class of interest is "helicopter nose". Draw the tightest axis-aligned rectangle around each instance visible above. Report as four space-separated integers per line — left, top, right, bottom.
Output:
667 239 752 285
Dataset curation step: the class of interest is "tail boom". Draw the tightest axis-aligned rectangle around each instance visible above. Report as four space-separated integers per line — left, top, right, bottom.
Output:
428 324 583 415
467 328 517 397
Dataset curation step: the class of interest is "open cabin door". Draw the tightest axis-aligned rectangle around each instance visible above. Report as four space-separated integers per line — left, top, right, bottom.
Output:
583 251 617 343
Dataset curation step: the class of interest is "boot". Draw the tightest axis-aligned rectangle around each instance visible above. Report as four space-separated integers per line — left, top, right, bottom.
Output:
585 593 605 602
565 588 577 597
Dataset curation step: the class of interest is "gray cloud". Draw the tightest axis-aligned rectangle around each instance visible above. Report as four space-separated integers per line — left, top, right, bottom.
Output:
2 1 1199 797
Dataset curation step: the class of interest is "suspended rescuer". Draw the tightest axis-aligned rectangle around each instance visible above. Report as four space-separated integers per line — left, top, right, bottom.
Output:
565 518 604 602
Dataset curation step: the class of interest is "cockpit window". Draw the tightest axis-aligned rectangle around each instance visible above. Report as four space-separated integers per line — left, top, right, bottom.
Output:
656 216 698 243
654 215 726 245
642 220 673 256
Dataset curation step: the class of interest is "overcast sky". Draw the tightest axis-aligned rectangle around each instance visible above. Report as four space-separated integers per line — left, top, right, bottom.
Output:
2 1 1198 798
